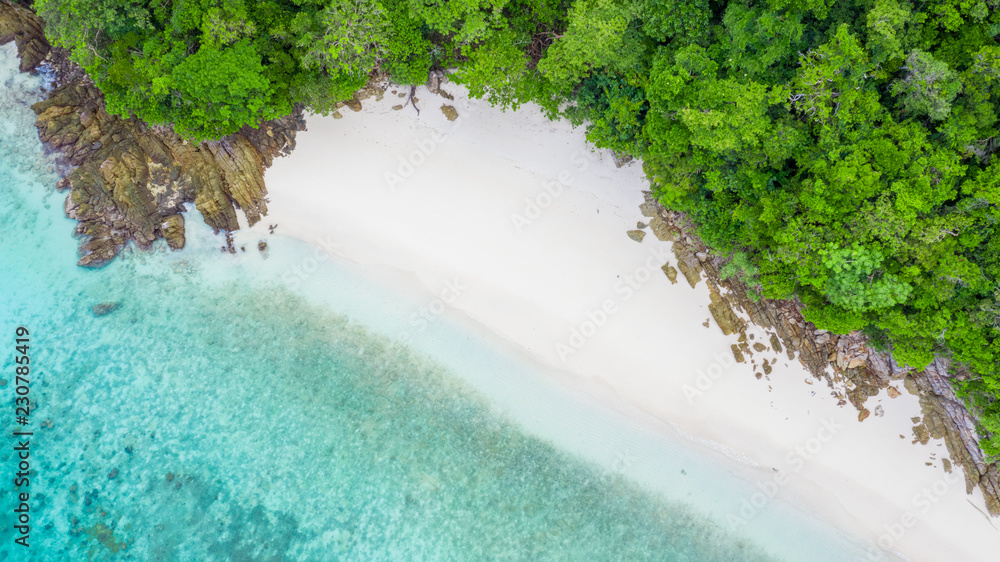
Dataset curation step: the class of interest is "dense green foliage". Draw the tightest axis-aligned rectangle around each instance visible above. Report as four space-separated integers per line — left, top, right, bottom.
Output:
38 0 1000 456
35 0 435 137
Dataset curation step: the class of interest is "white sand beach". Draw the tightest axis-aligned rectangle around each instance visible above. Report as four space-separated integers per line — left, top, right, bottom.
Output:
248 84 1000 561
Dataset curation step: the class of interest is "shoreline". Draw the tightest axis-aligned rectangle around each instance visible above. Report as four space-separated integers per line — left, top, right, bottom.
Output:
249 83 999 561
4 3 998 557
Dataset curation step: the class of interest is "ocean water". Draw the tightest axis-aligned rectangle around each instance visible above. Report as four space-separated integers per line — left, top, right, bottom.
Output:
0 44 877 561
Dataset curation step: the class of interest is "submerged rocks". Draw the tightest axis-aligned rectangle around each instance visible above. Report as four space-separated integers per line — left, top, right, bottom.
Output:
626 229 646 242
32 82 306 266
91 302 120 317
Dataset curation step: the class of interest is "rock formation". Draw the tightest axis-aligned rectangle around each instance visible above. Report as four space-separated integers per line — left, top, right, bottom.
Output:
0 1 49 71
641 191 1000 516
2 2 307 267
33 83 305 266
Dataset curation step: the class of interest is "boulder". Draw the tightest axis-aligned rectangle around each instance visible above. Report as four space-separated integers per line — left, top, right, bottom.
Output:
661 263 678 284
626 229 645 242
161 214 185 250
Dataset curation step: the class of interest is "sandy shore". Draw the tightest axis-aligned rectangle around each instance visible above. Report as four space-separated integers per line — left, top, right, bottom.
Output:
251 84 999 560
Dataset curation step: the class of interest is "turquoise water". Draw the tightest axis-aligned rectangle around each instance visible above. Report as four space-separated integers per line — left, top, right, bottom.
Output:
1 45 876 561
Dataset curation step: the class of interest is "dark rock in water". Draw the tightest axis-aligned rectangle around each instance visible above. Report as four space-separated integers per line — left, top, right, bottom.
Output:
91 302 120 317
161 214 185 251
258 240 268 253
31 81 305 267
0 2 50 72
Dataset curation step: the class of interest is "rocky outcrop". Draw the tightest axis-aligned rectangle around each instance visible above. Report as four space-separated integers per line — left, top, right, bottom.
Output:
32 82 305 266
0 1 49 72
641 191 1000 516
907 362 1000 514
3 2 306 267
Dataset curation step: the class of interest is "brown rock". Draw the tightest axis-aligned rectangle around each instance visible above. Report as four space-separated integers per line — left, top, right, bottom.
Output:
769 334 783 353
887 386 901 399
0 2 50 71
31 81 305 267
752 342 767 352
441 105 459 121
707 286 745 335
661 263 678 284
427 70 447 94
672 242 703 288
847 356 867 369
626 229 646 242
731 344 745 363
647 215 675 241
639 201 658 218
858 409 871 422
160 215 185 251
